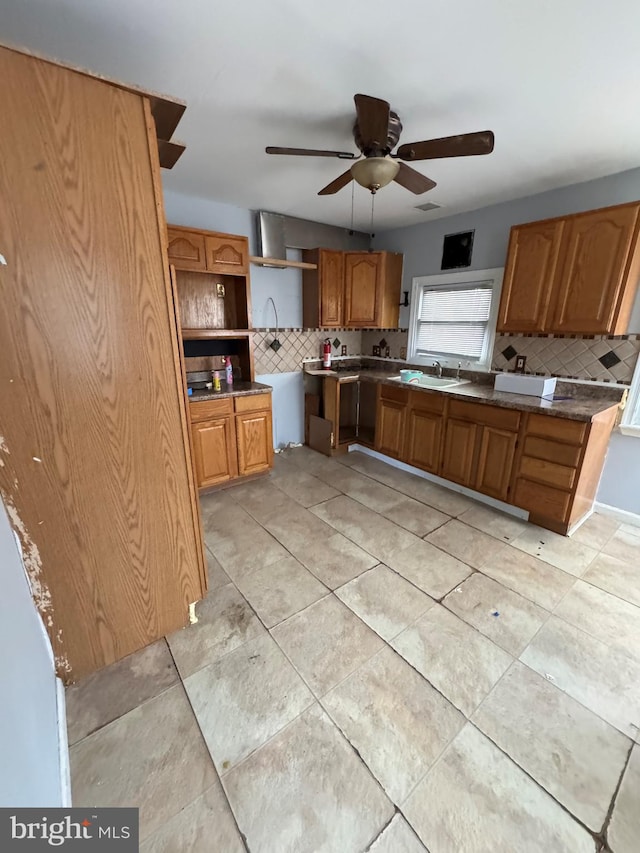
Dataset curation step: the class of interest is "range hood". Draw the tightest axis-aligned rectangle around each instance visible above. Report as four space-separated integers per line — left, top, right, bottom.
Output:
253 211 369 268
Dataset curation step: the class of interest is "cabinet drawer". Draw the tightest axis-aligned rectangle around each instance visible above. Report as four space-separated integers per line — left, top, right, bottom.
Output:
190 398 233 422
513 478 572 522
234 392 271 413
449 399 521 431
522 435 583 467
205 233 248 274
408 389 445 415
527 414 587 445
380 384 409 404
519 456 577 490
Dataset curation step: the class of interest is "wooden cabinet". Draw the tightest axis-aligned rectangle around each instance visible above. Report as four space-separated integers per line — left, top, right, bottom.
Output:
512 407 617 533
375 386 408 459
549 204 640 333
344 251 403 327
404 391 445 474
497 219 564 332
0 44 205 681
440 401 520 501
205 232 249 275
167 228 207 271
168 225 249 275
497 201 640 334
302 249 345 327
344 253 380 326
190 393 273 488
303 249 403 329
441 419 478 486
192 417 237 487
235 394 274 476
475 426 518 501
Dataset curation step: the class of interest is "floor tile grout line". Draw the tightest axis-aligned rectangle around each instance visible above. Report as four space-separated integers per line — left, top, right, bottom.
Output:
167 635 252 853
599 736 635 847
515 621 640 742
362 808 402 852
468 719 615 845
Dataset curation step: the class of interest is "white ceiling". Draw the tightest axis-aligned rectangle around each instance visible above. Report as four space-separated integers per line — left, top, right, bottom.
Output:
4 0 640 230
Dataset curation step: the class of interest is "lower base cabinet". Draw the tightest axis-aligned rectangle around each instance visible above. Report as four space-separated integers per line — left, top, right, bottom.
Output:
190 392 273 488
192 415 237 487
318 379 617 535
375 385 408 459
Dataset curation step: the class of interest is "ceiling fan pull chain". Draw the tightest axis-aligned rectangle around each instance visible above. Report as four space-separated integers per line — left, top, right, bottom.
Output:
369 192 375 251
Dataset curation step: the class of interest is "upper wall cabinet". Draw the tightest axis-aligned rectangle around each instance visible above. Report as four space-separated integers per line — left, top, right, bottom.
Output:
497 219 565 332
302 248 403 329
168 225 249 275
497 200 640 335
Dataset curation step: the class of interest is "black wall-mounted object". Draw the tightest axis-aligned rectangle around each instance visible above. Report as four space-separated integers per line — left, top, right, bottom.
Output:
399 291 409 307
441 229 475 270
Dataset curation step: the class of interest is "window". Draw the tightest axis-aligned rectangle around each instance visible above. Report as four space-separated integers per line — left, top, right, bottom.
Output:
408 267 503 371
620 357 640 437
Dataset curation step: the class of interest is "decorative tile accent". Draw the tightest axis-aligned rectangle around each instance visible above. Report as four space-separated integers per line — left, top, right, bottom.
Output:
362 330 409 362
493 334 640 383
599 350 622 370
332 338 341 349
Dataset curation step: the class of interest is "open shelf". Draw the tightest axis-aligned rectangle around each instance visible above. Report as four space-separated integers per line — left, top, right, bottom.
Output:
181 329 252 340
249 256 317 271
175 268 251 331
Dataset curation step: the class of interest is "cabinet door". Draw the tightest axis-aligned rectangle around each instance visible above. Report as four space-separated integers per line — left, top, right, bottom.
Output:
319 250 345 326
440 418 478 486
236 410 274 476
205 233 249 274
344 253 380 326
375 398 407 459
549 204 640 333
167 228 207 271
405 408 443 473
475 426 518 502
191 417 237 488
497 220 565 332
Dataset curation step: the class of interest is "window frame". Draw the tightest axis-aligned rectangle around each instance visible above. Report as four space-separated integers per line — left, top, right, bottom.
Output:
407 267 504 372
619 357 640 437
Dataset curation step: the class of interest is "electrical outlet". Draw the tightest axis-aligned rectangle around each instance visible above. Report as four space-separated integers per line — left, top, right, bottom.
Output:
341 345 347 356
400 347 407 360
385 346 390 358
515 355 527 373
216 282 225 297
373 345 381 357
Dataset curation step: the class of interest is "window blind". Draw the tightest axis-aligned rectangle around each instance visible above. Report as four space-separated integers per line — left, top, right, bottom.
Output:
416 283 493 359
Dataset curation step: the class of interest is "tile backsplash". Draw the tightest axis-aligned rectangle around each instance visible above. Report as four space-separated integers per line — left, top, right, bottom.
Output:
253 329 363 375
250 326 639 384
493 334 640 384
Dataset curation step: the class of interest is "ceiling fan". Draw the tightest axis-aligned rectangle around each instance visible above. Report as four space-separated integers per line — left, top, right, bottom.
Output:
266 94 494 196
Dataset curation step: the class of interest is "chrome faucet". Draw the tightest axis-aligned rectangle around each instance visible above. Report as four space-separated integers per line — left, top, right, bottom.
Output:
456 361 462 380
432 360 442 378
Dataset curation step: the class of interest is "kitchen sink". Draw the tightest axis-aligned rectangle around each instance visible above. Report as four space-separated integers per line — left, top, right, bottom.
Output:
390 375 470 389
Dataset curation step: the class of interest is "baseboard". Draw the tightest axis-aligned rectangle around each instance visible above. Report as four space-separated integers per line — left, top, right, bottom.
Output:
348 445 529 520
56 677 71 807
594 501 640 528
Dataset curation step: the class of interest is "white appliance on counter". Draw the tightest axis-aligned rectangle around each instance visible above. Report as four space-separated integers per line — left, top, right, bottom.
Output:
494 373 557 398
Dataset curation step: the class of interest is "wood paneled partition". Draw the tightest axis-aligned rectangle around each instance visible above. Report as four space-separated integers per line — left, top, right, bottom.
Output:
0 45 205 682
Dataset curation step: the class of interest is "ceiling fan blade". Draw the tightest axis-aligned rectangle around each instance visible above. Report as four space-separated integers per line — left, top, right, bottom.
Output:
393 162 437 194
354 94 390 153
397 130 495 161
318 170 354 196
266 146 356 159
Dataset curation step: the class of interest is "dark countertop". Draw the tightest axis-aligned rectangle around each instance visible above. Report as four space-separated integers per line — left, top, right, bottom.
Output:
304 366 622 422
189 381 272 403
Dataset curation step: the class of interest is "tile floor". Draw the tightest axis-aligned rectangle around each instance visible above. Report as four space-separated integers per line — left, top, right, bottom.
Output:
66 447 640 853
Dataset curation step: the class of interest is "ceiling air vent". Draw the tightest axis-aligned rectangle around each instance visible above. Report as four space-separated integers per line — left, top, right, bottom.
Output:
414 202 441 212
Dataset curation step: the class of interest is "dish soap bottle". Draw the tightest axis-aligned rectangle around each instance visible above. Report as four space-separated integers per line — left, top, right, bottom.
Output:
224 356 234 386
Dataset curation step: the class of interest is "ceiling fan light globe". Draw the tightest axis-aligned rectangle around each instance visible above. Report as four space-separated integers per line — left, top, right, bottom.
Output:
350 157 399 192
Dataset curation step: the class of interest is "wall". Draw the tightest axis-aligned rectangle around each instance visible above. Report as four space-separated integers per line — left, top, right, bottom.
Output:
378 166 640 515
0 500 66 806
